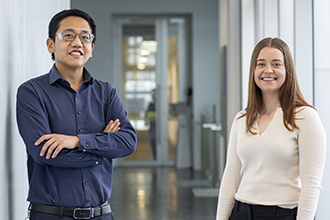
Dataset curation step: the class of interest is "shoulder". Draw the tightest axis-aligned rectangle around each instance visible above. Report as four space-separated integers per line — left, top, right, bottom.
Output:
92 78 114 90
227 109 246 134
19 73 48 87
18 74 49 93
295 106 318 118
17 74 51 103
295 106 323 128
91 78 119 101
234 109 247 120
231 109 247 127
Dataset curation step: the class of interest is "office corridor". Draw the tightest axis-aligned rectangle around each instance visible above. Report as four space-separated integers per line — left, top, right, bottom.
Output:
109 167 218 220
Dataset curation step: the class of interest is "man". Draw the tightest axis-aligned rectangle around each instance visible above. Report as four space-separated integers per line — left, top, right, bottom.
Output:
16 9 137 220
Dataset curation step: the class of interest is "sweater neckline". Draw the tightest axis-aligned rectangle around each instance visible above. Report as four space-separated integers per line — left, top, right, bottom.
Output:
256 107 281 136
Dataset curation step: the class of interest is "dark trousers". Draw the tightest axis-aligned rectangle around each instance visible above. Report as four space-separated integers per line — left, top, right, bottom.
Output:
229 200 297 220
30 210 115 220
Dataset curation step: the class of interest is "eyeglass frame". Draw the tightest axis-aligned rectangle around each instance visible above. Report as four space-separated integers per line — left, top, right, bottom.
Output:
54 29 95 44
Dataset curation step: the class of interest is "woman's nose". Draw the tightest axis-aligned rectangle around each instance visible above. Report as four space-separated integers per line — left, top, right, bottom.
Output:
264 64 274 73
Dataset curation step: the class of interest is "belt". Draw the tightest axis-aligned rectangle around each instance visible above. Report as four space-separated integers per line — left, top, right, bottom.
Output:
234 200 297 220
30 202 111 219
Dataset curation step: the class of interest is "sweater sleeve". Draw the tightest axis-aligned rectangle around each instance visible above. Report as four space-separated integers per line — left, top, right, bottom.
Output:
216 114 243 220
297 107 326 220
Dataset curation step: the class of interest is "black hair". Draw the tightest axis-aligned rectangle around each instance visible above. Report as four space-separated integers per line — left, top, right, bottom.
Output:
48 9 96 60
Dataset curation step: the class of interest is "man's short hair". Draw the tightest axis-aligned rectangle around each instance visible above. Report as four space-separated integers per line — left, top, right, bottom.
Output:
48 9 96 60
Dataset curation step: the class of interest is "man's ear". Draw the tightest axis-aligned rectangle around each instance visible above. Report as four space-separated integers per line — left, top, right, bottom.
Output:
46 38 54 53
90 43 95 58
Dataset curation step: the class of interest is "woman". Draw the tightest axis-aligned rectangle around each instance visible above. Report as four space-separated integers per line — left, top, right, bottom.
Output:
216 37 326 220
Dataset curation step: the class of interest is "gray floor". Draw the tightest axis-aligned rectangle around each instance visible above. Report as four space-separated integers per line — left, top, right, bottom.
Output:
109 167 218 220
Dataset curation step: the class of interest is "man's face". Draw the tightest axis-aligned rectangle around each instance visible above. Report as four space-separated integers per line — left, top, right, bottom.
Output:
47 16 95 72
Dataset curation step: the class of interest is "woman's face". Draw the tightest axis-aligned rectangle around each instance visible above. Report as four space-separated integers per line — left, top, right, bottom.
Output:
254 47 286 96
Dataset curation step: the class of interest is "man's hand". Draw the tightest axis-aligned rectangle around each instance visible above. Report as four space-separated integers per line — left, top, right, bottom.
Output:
103 119 120 133
35 134 81 159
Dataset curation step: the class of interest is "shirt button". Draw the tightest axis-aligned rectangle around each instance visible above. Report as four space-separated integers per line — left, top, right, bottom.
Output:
83 149 86 152
78 111 81 114
76 94 79 97
95 161 99 165
79 129 83 132
78 157 82 160
85 182 88 185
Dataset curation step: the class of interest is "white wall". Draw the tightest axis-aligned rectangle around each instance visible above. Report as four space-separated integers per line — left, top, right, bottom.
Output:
0 1 70 219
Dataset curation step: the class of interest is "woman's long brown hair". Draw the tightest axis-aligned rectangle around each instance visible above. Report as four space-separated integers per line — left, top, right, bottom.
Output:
242 37 314 134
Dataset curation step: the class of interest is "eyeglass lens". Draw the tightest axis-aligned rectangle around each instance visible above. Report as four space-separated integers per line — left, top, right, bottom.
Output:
60 31 93 43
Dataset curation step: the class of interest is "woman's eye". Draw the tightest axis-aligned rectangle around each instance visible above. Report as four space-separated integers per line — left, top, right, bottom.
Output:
256 63 265 67
273 62 282 67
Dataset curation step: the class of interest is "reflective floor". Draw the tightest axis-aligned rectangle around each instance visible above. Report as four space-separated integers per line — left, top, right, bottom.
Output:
109 167 218 220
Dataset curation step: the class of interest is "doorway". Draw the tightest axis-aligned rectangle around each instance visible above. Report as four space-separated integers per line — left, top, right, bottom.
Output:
113 15 192 167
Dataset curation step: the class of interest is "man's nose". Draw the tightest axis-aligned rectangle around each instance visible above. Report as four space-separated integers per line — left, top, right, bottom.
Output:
71 34 83 46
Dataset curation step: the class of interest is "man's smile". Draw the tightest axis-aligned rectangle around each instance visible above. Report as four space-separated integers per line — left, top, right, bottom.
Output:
69 50 83 55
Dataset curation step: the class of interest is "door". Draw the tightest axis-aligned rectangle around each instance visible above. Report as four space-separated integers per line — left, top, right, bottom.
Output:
113 15 191 167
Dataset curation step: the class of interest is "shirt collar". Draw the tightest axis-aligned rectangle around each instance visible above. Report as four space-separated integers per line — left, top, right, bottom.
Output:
49 64 94 85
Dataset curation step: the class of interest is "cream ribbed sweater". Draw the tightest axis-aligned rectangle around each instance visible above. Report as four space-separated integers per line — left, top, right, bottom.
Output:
216 107 326 220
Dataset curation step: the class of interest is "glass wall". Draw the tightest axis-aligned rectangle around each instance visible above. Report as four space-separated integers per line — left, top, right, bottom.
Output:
313 0 330 218
122 32 158 161
240 0 330 218
241 0 313 106
113 16 191 166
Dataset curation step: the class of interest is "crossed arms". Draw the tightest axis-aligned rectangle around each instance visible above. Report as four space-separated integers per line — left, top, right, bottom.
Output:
36 119 121 159
16 81 137 168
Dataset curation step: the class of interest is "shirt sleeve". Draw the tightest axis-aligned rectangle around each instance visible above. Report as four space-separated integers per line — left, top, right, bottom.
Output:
16 83 104 168
76 86 137 159
216 114 243 220
297 108 326 220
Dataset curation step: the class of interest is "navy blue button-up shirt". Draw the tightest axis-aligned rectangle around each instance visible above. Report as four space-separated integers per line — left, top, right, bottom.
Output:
16 65 137 208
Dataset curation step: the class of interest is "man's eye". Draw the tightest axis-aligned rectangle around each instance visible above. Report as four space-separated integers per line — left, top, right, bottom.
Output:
81 35 89 40
64 34 74 38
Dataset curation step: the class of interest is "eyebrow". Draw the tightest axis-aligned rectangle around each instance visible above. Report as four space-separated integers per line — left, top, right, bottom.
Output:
256 59 283 62
62 29 91 34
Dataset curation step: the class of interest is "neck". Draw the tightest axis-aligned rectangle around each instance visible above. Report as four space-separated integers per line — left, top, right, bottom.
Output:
261 92 280 115
55 64 84 91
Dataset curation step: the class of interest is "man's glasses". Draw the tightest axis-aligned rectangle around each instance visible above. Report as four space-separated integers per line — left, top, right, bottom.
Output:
55 30 94 43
